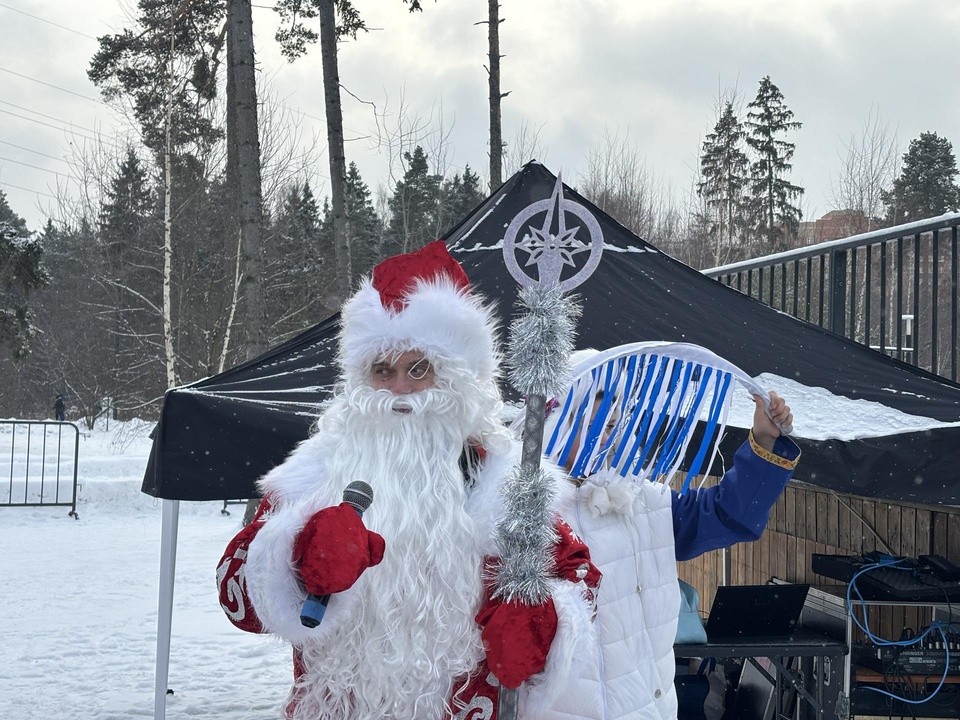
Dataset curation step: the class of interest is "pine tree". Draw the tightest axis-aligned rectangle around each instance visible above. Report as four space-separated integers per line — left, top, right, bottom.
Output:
228 0 267 369
882 131 960 224
345 162 384 276
0 192 47 360
745 76 804 253
698 101 750 264
484 1 505 190
98 149 160 399
273 0 425 299
31 218 116 422
99 148 156 290
88 0 226 155
386 146 443 255
265 181 332 339
439 164 485 235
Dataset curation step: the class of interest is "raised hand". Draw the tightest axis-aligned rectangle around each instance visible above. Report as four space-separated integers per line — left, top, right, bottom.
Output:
752 391 793 451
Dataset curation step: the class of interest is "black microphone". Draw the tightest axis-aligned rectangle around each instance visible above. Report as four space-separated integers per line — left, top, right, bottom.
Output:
300 481 375 628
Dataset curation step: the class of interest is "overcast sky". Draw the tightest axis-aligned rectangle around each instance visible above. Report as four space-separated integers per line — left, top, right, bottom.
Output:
1 0 957 232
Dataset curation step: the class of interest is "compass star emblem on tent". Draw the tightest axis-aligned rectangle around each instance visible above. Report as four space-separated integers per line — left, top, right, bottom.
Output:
503 175 604 290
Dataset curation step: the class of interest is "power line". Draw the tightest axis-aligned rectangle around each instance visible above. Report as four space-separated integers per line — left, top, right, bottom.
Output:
0 12 372 151
0 35 409 172
0 66 107 105
0 139 69 163
0 155 71 178
0 2 99 40
0 108 119 148
0 6 463 174
0 180 58 200
0 100 116 140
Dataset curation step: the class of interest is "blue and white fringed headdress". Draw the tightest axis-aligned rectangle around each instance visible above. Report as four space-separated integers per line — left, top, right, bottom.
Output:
544 342 788 494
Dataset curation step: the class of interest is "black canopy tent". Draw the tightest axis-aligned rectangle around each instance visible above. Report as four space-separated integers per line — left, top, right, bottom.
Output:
143 161 960 507
145 161 960 719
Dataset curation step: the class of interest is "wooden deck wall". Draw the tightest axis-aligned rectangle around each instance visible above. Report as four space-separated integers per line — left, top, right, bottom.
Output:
678 479 960 639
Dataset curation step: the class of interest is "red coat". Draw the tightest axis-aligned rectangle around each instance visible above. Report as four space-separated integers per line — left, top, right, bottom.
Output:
217 496 600 719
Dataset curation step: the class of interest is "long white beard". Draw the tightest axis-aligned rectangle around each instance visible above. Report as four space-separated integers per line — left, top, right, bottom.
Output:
292 385 488 720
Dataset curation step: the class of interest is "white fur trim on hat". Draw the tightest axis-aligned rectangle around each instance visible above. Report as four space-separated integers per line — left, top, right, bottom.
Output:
339 277 500 383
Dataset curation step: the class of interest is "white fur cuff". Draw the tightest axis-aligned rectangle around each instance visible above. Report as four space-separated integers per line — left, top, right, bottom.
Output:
522 578 596 715
244 498 359 646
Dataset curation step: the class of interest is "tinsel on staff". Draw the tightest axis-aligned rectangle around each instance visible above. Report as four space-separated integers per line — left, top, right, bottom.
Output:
494 285 580 605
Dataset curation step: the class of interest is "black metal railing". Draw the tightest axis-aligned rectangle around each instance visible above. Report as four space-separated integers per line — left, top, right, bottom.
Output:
221 498 248 516
0 420 80 518
703 213 960 381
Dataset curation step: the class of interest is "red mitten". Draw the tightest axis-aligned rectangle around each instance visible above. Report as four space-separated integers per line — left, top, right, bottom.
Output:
476 597 559 689
293 503 386 597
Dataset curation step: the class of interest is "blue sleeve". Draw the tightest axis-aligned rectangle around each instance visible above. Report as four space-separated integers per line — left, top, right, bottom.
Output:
672 434 800 561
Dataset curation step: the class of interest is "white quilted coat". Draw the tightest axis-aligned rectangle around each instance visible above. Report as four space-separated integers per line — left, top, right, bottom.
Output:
545 479 681 720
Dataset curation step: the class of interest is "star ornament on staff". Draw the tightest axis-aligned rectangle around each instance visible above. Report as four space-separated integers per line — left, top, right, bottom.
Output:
503 173 604 291
494 174 604 719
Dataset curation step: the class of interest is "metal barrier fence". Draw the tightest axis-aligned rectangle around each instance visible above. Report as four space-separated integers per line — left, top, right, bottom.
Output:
703 213 960 381
221 498 248 516
0 420 80 518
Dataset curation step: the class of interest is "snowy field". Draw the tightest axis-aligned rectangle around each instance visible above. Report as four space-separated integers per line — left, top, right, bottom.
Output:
2 379 955 720
1 419 291 720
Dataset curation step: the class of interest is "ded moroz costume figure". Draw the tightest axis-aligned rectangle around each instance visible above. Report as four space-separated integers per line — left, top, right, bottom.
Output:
217 241 600 720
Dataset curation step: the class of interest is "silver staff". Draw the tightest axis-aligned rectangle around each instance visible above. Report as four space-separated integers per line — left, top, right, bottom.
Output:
494 175 603 719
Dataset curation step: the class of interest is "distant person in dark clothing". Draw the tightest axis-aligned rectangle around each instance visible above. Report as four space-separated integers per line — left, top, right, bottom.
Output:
54 394 66 421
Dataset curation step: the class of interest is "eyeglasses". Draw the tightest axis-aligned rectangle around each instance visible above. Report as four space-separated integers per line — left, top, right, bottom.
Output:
370 354 435 383
406 356 433 380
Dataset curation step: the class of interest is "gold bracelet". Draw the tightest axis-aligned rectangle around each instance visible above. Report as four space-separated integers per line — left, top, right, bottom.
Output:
748 431 799 470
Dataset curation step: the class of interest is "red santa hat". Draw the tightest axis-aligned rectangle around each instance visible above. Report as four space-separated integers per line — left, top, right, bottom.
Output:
338 240 500 384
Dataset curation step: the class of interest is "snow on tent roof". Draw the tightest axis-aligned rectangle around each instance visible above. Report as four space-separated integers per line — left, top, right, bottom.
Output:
142 162 960 505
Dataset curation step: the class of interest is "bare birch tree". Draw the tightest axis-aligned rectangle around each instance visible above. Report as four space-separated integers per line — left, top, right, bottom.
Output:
162 9 179 389
829 106 899 235
503 117 547 178
828 107 899 344
580 128 678 246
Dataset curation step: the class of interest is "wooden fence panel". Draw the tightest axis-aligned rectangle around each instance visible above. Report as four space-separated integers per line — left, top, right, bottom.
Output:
847 496 863 554
677 480 960 637
838 495 852 550
916 509 932 556
949 514 960 561
861 499 877 554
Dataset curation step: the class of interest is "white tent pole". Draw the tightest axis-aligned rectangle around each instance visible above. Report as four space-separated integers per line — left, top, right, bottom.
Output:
155 499 180 720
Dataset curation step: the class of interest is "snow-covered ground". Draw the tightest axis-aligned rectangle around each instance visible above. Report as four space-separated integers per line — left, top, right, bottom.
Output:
0 419 290 720
3 377 956 720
